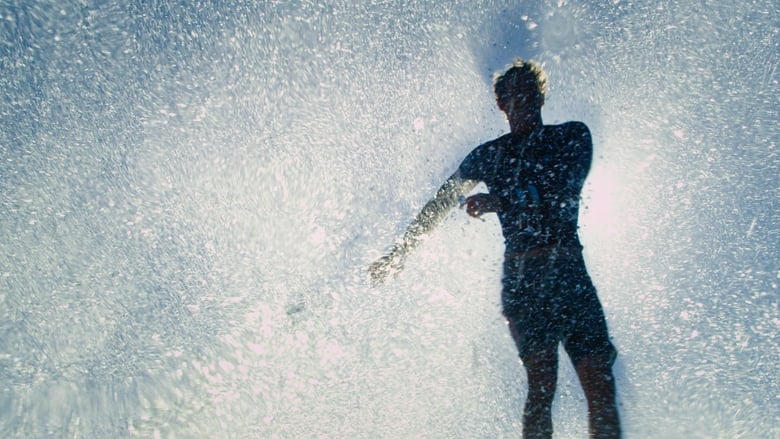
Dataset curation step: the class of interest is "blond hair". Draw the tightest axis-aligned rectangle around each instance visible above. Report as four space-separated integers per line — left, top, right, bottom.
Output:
493 58 548 103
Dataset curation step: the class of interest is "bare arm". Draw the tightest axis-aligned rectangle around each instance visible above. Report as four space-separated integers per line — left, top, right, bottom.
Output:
369 173 477 285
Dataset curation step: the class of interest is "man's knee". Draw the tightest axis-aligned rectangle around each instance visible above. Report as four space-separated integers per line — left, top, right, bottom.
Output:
576 355 616 386
522 347 558 371
570 339 616 372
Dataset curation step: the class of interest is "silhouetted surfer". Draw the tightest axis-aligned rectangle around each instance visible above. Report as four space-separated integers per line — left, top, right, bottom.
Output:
370 59 621 439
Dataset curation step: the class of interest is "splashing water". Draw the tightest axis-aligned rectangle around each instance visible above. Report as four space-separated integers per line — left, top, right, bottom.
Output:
1 1 777 437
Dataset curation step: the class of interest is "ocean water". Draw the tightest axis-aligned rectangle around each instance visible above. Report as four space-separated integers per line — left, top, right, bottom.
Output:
1 1 777 437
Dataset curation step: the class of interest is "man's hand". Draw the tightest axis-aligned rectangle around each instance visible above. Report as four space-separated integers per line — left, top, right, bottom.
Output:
460 193 501 218
368 249 405 286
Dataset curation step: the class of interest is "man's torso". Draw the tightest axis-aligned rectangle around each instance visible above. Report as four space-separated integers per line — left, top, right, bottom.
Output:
458 122 592 253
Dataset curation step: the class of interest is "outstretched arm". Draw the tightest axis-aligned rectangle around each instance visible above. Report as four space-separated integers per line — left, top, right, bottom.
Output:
369 173 477 285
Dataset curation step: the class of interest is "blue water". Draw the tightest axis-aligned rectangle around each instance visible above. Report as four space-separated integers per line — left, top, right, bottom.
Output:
1 1 778 437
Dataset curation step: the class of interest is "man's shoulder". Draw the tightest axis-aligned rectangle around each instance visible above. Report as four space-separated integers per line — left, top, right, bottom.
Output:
545 121 590 137
458 133 513 178
544 122 592 150
470 133 513 155
480 132 514 147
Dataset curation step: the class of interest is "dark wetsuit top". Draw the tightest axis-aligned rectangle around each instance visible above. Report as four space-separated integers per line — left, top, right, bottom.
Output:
458 122 615 365
458 122 591 254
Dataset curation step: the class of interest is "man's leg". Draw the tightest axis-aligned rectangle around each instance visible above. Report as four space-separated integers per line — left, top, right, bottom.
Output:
575 356 621 439
559 258 621 438
522 348 558 439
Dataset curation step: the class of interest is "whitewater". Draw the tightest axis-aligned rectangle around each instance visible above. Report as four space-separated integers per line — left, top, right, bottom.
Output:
1 1 777 437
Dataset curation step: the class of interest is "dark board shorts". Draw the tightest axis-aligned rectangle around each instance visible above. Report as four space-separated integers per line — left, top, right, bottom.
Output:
501 247 616 367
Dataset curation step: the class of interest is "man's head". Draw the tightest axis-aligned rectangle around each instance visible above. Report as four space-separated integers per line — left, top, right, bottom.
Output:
494 59 547 112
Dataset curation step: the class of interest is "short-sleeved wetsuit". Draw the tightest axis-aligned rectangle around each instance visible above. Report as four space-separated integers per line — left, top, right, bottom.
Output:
458 122 615 366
